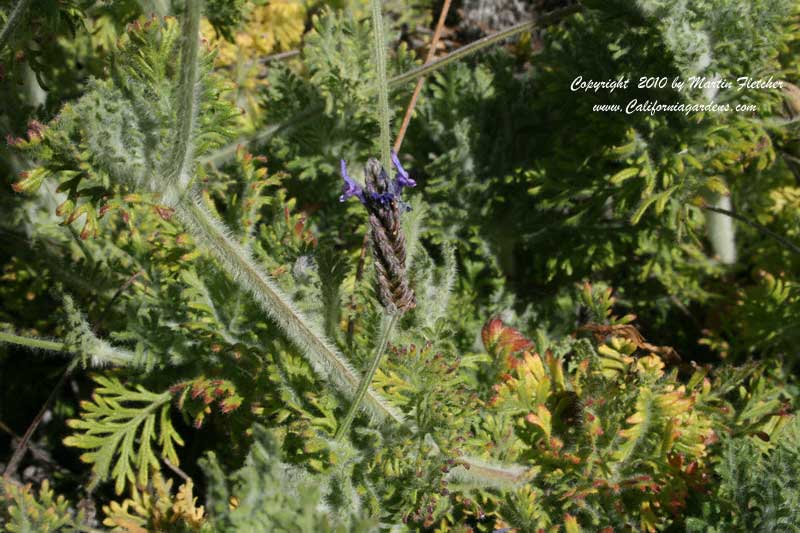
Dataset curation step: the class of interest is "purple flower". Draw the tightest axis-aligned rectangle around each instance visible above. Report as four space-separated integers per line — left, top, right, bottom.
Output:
339 159 365 203
339 153 417 208
391 151 416 189
370 192 394 205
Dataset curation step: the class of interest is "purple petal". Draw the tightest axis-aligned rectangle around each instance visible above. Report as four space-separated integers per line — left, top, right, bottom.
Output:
339 159 364 203
391 151 416 188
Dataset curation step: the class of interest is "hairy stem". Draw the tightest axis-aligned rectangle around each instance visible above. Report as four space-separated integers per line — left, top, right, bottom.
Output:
175 194 405 425
427 434 529 489
371 0 392 170
0 0 33 52
336 312 399 440
389 5 580 88
0 331 66 352
449 456 529 488
167 0 202 195
166 0 404 425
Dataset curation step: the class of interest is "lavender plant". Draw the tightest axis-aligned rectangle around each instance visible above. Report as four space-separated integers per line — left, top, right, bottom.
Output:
1 0 799 531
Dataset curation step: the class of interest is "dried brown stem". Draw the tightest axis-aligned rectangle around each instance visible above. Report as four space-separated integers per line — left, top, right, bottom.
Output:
3 361 74 480
393 0 453 153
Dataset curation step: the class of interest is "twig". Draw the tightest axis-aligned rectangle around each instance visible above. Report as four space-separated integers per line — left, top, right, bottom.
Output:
204 5 580 167
1 269 143 480
393 0 452 153
3 360 77 480
94 270 143 332
701 204 800 256
388 5 580 88
0 419 14 437
0 419 66 471
162 456 190 482
260 49 300 63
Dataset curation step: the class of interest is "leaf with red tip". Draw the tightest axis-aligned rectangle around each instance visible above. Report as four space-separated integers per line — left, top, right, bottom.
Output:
481 317 533 363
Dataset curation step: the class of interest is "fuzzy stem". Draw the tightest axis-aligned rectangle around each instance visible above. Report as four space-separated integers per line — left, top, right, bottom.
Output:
370 0 392 170
336 312 399 440
427 435 530 489
167 0 202 194
148 0 170 17
165 0 403 425
389 5 580 88
0 331 66 353
0 0 33 52
175 194 405 425
449 456 529 488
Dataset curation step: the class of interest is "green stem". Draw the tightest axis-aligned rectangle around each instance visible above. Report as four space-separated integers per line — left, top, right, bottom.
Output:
164 0 404 425
175 194 405 425
370 0 392 170
0 0 33 52
168 0 202 193
0 331 67 352
389 5 580 88
336 312 399 440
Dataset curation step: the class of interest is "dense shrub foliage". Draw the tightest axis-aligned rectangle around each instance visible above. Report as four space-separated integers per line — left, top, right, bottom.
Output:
1 0 799 531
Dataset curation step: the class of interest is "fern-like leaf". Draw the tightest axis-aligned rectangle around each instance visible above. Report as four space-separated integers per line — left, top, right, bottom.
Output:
64 376 182 494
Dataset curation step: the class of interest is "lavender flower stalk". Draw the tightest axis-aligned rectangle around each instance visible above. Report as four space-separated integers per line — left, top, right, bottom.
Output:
336 153 416 439
341 152 416 314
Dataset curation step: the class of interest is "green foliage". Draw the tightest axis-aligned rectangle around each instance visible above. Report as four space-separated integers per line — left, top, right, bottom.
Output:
10 11 239 234
263 6 417 182
708 271 800 363
2 1 800 532
0 479 84 533
63 375 183 495
686 416 800 531
201 424 377 532
469 287 793 531
101 471 206 533
401 0 800 331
